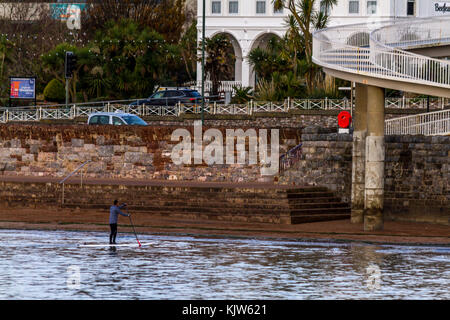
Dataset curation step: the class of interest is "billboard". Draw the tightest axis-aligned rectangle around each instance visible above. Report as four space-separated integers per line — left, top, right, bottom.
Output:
10 77 36 99
433 2 450 15
50 3 86 21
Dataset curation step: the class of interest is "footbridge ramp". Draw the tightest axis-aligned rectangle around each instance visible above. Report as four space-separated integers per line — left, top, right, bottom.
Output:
313 17 450 98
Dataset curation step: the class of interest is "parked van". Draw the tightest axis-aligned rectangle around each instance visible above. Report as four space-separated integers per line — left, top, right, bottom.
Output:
87 112 147 126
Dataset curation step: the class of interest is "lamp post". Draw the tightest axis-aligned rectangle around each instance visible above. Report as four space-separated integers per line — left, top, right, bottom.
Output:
201 0 206 125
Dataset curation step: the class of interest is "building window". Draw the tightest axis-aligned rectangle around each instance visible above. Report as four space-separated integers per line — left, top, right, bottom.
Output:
367 1 377 15
256 0 266 14
349 1 359 14
229 0 239 14
320 2 330 15
407 0 415 16
274 5 283 14
212 0 221 14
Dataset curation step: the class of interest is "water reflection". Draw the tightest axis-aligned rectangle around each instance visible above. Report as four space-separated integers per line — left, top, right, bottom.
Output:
0 229 448 299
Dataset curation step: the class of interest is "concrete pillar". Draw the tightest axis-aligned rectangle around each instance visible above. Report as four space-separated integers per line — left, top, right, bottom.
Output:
364 85 385 231
242 55 251 88
235 56 243 82
351 83 367 224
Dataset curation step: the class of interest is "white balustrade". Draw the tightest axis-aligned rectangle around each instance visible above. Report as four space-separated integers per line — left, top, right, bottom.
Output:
313 17 450 136
385 109 450 136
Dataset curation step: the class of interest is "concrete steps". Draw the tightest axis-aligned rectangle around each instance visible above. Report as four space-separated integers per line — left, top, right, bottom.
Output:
291 213 350 224
284 188 350 224
0 179 350 224
60 184 350 224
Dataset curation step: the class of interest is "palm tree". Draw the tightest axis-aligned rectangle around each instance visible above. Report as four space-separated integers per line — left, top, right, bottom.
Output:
86 66 112 99
273 0 337 92
281 15 305 78
248 35 291 82
201 34 235 98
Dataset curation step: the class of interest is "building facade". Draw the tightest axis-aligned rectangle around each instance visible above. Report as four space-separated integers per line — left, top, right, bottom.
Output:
197 0 450 89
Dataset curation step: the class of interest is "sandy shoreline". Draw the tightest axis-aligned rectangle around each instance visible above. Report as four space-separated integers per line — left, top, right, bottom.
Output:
0 208 449 246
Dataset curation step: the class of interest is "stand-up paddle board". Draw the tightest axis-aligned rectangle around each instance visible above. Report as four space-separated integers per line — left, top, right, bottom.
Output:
79 242 154 248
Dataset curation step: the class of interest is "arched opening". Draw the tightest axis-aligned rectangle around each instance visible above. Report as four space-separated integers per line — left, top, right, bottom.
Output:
209 32 243 83
248 33 283 88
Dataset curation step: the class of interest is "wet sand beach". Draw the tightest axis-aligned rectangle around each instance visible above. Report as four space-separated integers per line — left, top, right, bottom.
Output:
0 208 448 246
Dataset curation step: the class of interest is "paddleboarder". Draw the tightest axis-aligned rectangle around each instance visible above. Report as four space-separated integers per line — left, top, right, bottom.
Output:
109 200 130 244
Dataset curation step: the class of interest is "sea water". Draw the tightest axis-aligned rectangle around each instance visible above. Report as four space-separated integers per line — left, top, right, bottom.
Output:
0 229 448 299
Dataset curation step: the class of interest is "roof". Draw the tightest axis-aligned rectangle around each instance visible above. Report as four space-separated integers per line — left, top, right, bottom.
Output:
88 112 139 117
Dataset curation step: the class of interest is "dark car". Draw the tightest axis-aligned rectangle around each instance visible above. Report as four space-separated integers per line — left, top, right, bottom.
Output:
130 89 203 106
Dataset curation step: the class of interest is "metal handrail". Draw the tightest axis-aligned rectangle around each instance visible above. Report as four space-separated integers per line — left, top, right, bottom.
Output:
385 109 450 136
279 143 303 174
312 17 450 89
59 160 91 205
59 160 92 185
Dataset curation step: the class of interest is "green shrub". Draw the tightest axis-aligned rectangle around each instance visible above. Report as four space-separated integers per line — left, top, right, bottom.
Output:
43 79 65 103
231 85 254 104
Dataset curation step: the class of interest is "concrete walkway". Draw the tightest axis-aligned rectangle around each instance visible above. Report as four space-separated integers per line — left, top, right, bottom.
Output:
0 175 295 189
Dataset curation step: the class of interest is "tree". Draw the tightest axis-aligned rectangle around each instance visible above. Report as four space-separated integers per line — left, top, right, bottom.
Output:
94 19 170 98
0 35 14 97
0 2 70 98
248 19 308 100
179 20 198 82
83 0 187 43
248 35 291 81
201 35 235 97
43 79 65 103
85 66 111 100
41 43 94 103
273 0 337 92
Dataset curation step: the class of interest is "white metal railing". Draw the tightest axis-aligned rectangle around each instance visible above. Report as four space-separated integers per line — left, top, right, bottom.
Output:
371 17 450 50
385 109 450 136
312 17 450 90
186 80 242 94
0 97 448 123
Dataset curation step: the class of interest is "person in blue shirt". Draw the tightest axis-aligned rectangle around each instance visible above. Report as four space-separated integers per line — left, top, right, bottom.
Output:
109 200 130 244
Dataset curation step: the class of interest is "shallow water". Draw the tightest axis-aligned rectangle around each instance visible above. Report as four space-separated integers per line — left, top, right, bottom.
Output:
0 229 448 299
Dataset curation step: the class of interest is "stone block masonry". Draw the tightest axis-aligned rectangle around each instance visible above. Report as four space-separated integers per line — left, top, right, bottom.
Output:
280 127 449 225
0 123 447 226
0 124 300 183
383 135 450 225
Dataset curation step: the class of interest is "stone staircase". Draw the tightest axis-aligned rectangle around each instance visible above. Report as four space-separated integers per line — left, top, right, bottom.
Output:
57 182 350 224
286 188 350 223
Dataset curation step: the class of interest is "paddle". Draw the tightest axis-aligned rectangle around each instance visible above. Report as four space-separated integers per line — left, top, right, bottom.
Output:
127 211 141 247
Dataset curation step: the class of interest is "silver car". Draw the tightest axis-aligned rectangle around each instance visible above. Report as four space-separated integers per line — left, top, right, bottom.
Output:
87 112 147 126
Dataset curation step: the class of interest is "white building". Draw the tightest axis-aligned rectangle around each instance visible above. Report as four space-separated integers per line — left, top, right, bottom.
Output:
197 0 450 89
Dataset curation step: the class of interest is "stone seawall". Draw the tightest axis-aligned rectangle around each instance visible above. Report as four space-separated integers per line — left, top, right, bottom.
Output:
0 124 300 183
280 128 450 225
0 122 448 225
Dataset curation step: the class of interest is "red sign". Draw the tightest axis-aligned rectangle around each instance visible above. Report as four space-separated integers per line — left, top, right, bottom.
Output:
338 111 352 128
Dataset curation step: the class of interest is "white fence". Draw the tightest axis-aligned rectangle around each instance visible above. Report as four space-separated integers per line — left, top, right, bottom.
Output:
1 97 448 124
185 81 242 94
385 109 450 136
